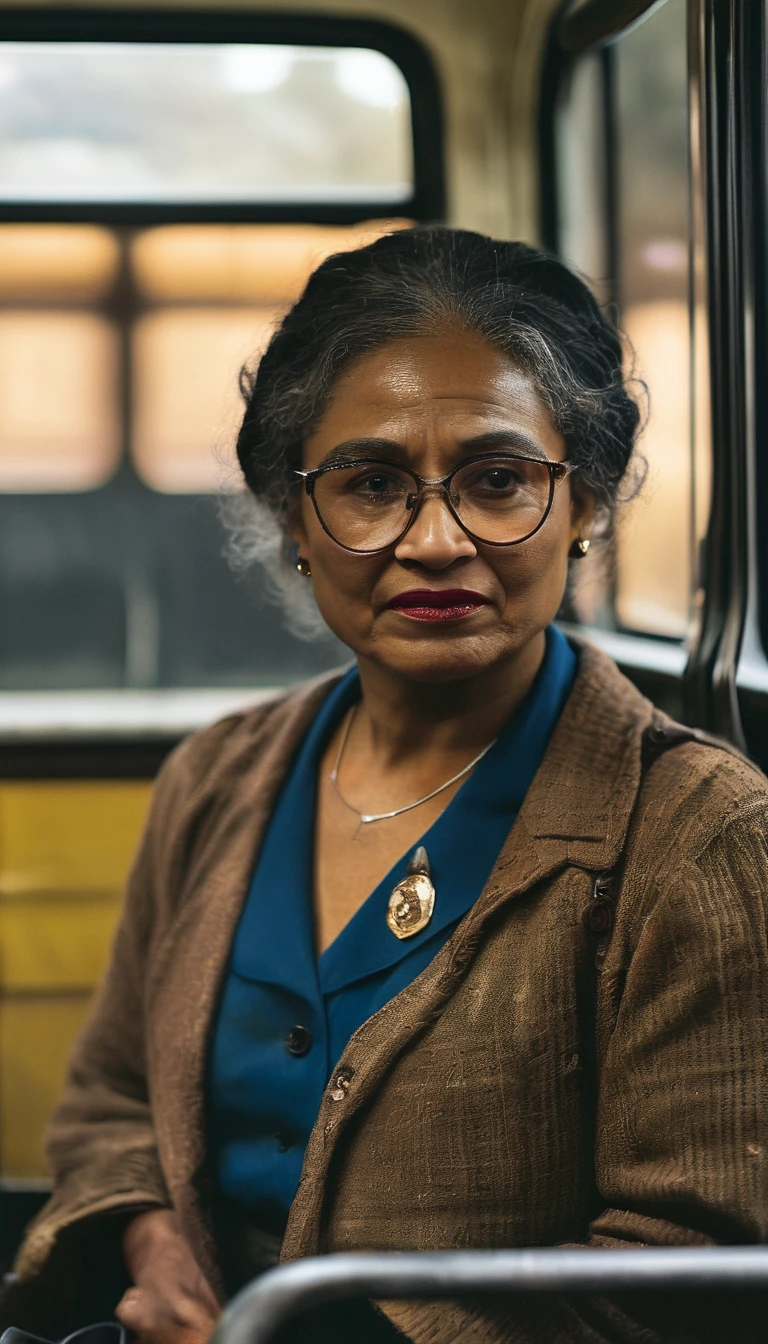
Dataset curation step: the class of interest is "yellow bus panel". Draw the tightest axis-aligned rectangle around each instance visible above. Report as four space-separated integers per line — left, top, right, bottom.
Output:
0 781 152 1178
0 996 94 1178
0 781 150 894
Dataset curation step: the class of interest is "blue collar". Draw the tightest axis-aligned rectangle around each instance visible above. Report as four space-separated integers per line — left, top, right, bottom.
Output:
230 626 576 1000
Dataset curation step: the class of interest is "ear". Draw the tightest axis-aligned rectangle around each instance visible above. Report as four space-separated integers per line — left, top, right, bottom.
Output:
569 483 597 544
288 497 310 557
290 520 308 552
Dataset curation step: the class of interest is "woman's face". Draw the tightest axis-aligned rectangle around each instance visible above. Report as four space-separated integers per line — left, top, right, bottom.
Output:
293 329 594 685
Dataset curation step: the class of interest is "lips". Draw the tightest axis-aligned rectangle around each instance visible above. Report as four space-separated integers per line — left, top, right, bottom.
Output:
386 589 491 622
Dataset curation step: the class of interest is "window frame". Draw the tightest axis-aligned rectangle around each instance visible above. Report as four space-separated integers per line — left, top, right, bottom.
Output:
0 6 444 225
540 0 768 767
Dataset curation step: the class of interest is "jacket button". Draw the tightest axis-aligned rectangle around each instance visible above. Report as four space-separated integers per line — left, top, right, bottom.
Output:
584 899 614 935
284 1025 312 1057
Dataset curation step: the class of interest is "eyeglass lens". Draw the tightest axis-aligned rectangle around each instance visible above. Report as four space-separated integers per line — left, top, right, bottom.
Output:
311 457 556 550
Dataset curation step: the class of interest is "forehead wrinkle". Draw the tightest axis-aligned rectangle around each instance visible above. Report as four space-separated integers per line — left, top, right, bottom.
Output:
346 389 532 415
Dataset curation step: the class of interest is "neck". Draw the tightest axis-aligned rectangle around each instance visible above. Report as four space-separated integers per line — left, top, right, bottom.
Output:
352 631 547 768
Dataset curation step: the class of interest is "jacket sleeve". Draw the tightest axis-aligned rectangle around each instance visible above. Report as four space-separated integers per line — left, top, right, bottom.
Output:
380 802 768 1344
0 745 193 1335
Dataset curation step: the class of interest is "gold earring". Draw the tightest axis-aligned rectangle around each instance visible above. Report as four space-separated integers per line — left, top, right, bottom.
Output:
569 537 590 559
295 556 312 577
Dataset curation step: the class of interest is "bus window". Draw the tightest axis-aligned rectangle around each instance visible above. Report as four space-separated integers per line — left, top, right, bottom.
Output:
553 50 609 305
551 0 701 644
0 227 121 492
612 0 694 640
0 42 413 206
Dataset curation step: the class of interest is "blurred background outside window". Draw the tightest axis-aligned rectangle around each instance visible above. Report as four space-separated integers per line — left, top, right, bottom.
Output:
0 43 412 203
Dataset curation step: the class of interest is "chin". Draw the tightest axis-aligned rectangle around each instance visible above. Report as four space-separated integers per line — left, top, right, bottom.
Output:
369 629 519 684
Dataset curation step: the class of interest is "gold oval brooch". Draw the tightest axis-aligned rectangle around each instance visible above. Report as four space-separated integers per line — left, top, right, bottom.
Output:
386 846 435 940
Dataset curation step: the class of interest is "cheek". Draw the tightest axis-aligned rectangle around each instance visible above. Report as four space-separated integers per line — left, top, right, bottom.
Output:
492 526 571 616
313 564 374 610
308 536 384 634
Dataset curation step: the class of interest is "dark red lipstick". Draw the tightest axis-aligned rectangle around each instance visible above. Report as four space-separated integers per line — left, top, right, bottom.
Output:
386 588 491 622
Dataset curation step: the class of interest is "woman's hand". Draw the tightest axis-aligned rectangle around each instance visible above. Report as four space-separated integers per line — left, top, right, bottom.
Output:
116 1208 220 1344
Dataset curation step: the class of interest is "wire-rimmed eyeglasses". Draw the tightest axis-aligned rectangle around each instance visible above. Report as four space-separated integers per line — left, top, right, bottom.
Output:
294 453 577 554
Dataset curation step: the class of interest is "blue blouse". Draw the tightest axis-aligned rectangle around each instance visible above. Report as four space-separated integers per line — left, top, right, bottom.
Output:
209 625 577 1235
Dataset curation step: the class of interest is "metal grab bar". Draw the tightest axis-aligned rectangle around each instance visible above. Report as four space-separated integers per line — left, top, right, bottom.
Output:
211 1247 768 1344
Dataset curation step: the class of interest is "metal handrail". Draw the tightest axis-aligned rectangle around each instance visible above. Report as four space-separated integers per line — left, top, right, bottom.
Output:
211 1247 768 1344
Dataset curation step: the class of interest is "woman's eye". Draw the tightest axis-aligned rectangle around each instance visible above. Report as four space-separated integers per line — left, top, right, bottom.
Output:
350 471 404 496
470 466 522 492
487 469 517 489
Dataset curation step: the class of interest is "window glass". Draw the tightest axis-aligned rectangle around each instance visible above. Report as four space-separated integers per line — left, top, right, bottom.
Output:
0 43 412 203
0 225 119 301
0 226 122 492
554 51 609 301
132 306 282 493
612 0 691 639
555 0 695 641
131 221 407 303
0 311 119 491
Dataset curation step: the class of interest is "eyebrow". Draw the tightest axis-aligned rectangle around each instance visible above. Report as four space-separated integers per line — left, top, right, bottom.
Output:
316 430 549 470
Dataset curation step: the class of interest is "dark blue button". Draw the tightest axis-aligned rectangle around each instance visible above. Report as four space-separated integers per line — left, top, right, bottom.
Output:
284 1025 312 1057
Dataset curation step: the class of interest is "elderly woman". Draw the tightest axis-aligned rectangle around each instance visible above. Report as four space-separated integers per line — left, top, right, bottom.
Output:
2 229 766 1344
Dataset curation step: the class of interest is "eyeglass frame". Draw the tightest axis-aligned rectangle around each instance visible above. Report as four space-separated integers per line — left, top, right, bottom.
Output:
294 452 578 555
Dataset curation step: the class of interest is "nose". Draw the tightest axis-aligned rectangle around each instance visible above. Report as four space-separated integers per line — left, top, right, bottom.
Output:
394 490 477 569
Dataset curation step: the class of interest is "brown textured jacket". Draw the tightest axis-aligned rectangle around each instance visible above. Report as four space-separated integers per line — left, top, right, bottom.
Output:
3 641 768 1342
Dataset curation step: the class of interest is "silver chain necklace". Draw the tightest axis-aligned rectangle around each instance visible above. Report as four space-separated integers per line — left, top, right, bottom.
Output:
329 705 497 824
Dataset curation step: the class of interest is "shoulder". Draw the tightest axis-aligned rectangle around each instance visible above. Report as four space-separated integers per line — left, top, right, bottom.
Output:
613 752 768 997
624 739 768 947
570 659 768 959
562 635 768 866
149 666 348 810
637 722 768 860
123 668 350 909
609 700 768 935
574 634 767 796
